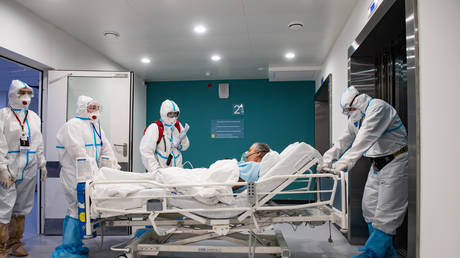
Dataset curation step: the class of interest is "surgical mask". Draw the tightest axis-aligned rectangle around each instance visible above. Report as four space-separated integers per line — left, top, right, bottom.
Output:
348 109 364 122
19 95 31 108
240 151 248 162
90 111 100 121
164 117 177 126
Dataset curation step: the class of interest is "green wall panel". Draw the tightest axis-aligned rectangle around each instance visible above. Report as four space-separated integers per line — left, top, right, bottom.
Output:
146 79 316 200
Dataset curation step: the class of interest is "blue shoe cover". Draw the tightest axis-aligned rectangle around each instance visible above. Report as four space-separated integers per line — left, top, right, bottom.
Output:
51 216 88 258
367 223 374 235
383 244 397 258
352 250 373 258
79 246 89 255
364 229 393 258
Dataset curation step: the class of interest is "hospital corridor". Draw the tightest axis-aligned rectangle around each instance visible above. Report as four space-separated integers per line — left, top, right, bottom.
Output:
0 0 458 257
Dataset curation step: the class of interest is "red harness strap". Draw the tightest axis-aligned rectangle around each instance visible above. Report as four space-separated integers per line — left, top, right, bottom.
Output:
144 120 181 144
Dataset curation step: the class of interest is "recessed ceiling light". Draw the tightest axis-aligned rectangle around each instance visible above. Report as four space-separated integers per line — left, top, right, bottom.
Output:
285 52 295 59
141 57 151 64
257 67 265 71
288 21 304 31
211 55 221 61
205 72 211 76
194 25 207 34
103 31 120 39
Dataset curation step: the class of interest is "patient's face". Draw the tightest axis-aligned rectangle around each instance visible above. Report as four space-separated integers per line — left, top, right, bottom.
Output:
246 144 262 162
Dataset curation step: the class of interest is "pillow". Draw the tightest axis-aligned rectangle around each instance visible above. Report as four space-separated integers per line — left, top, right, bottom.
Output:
259 150 281 178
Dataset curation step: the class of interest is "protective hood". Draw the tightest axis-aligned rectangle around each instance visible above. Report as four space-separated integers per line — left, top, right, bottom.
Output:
340 86 360 115
352 93 373 114
8 80 33 110
160 99 180 125
75 95 100 121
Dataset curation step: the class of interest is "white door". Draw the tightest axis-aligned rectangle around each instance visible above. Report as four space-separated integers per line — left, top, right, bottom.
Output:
42 71 133 234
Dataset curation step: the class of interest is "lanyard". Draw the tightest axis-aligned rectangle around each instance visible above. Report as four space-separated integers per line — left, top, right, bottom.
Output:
10 106 28 132
91 122 103 145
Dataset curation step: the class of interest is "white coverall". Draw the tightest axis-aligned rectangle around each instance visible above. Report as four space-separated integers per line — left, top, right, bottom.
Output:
56 96 118 218
0 80 46 224
140 100 190 172
323 88 408 235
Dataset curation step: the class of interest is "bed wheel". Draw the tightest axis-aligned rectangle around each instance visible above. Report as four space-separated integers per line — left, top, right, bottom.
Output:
117 254 128 258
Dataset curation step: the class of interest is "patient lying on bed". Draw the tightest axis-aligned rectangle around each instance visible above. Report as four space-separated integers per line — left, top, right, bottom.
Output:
233 142 271 193
92 142 280 206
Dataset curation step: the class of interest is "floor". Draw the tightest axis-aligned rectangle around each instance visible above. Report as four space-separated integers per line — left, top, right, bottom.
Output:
22 223 361 258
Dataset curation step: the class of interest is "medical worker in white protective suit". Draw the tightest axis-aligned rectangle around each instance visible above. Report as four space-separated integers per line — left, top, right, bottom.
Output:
51 96 119 258
0 80 47 257
318 86 408 258
140 99 190 172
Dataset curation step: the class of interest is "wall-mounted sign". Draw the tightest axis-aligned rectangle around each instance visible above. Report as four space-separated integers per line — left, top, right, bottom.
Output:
211 119 244 139
233 104 244 115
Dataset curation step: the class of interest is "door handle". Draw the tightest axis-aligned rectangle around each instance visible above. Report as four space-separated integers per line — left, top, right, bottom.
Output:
114 143 128 157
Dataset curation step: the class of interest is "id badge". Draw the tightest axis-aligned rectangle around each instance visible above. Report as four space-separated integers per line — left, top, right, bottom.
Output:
19 132 30 152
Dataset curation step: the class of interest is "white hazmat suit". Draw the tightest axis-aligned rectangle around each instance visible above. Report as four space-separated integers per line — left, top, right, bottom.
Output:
140 99 190 172
55 96 119 218
0 80 47 256
321 86 408 257
323 86 408 234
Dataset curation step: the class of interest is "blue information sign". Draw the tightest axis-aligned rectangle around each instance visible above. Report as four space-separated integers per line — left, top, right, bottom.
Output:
211 120 244 139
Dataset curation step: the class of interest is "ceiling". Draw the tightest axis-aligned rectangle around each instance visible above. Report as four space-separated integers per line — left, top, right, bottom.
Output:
16 0 359 81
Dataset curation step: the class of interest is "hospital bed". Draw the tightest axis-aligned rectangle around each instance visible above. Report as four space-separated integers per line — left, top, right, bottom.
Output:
79 142 348 258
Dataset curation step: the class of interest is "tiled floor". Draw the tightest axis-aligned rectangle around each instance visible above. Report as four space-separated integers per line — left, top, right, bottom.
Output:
23 223 361 257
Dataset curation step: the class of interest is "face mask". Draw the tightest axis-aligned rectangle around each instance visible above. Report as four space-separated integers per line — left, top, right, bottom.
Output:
348 109 364 121
240 151 248 162
19 95 31 108
90 111 100 121
164 117 177 126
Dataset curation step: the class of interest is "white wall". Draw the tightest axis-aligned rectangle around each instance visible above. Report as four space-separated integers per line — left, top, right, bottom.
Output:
316 0 370 142
418 1 460 257
0 0 121 70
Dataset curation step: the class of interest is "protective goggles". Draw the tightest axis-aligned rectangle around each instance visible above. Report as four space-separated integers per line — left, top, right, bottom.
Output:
17 88 34 98
87 102 102 112
167 111 180 118
342 94 359 115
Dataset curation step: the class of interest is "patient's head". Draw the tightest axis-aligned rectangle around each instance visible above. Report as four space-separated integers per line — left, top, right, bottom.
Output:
246 143 270 162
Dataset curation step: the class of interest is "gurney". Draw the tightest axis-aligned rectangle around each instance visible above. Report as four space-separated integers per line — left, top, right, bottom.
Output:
79 142 348 258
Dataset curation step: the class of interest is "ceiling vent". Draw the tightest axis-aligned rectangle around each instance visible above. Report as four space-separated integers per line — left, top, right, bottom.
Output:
268 66 320 81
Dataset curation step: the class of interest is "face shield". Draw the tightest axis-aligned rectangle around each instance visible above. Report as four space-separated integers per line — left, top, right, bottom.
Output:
340 86 360 116
86 101 103 121
8 80 34 109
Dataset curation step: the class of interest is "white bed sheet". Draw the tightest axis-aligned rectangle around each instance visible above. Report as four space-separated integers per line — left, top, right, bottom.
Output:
90 142 321 219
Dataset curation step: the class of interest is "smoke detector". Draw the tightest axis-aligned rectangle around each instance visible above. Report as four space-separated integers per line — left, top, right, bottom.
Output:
288 21 304 31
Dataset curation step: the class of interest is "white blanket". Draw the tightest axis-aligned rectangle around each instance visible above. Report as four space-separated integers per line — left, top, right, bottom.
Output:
157 159 239 205
92 159 239 205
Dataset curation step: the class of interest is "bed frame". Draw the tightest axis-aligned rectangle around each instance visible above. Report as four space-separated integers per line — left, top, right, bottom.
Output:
81 158 348 258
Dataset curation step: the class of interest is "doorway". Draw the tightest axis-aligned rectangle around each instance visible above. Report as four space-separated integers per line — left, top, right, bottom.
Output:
348 0 408 255
0 55 43 237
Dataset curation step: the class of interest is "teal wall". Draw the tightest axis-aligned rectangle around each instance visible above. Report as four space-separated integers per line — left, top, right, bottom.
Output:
145 79 316 169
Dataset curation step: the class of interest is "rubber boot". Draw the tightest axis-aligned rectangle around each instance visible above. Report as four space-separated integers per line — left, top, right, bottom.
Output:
0 223 9 258
7 215 28 257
